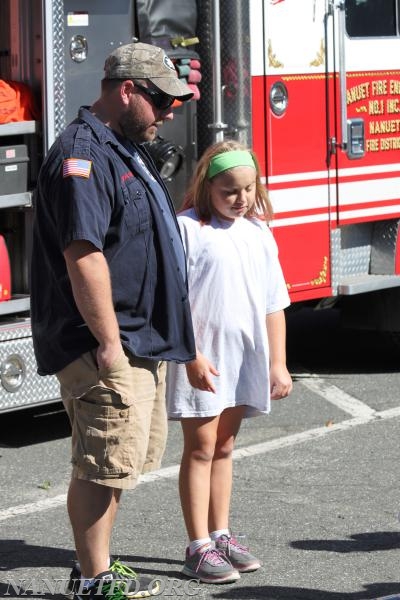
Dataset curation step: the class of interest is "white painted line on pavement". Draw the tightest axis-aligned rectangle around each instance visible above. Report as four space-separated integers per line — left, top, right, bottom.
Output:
0 494 67 522
371 596 400 600
232 404 400 460
296 375 377 418
1 405 400 524
375 405 400 420
140 463 179 483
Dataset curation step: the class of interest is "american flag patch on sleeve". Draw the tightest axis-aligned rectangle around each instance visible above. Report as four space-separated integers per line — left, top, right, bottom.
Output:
62 158 92 179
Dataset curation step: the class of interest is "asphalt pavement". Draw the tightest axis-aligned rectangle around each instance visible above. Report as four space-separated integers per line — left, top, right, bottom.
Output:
1 306 400 599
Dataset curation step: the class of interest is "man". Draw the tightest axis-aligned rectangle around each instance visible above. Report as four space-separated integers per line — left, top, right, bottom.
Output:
31 42 196 599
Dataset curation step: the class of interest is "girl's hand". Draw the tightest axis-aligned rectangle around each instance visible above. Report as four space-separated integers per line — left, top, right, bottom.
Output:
185 351 219 393
270 363 293 400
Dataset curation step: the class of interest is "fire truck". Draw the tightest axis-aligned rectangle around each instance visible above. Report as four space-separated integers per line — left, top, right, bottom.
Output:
0 0 399 412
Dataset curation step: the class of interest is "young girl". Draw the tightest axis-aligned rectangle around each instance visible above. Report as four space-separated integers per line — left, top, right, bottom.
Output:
167 140 293 584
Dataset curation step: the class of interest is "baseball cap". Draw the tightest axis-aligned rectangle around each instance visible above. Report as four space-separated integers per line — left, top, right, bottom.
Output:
104 42 194 101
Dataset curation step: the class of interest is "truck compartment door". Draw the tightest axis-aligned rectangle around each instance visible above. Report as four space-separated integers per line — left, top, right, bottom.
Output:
333 0 400 228
260 0 334 301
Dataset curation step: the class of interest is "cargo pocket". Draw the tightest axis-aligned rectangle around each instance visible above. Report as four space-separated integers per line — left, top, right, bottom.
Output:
72 351 136 478
73 383 135 477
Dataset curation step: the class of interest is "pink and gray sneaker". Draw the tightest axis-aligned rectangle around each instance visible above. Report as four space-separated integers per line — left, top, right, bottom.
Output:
215 534 261 573
182 544 240 584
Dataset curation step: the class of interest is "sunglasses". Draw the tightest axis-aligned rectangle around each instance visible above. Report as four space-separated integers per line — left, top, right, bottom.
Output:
133 81 175 111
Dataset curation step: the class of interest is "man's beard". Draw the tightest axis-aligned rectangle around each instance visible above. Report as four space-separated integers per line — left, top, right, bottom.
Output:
118 110 155 144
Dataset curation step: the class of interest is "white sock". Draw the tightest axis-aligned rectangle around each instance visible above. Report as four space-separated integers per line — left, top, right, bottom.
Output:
77 555 111 575
210 528 230 540
189 537 212 555
79 555 111 587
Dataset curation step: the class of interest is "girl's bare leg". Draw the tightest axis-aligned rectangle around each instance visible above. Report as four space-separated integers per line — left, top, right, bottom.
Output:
179 416 220 540
208 406 246 532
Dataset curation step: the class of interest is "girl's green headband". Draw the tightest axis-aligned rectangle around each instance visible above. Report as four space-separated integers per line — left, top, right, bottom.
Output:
207 150 256 179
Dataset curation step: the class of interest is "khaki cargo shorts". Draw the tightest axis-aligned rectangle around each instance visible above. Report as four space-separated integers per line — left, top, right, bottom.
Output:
56 349 167 490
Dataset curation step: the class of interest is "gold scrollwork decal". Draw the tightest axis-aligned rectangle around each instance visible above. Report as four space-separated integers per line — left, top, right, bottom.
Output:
310 39 325 67
285 256 328 290
310 256 328 286
268 40 284 68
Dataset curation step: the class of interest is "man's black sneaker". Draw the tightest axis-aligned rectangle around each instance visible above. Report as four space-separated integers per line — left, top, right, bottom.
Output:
67 560 160 599
73 571 125 599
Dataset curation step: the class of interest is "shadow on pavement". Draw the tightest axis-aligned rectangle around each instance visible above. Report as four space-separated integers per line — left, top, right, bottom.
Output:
0 539 182 571
0 403 70 448
0 540 184 598
0 539 74 571
291 531 400 553
286 306 400 375
213 583 400 600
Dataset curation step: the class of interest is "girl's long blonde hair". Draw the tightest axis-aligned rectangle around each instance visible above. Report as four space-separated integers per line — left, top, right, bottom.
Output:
180 139 273 222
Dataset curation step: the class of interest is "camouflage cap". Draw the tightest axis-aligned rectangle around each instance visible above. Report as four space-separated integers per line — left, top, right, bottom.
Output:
104 42 194 101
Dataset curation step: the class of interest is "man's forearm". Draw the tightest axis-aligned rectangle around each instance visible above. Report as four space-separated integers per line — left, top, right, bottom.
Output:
64 240 120 350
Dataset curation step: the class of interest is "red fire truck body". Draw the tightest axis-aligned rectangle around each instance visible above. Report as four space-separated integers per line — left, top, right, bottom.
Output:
245 0 400 304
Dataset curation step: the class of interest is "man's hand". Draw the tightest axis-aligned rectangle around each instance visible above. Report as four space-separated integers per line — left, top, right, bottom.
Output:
96 342 124 372
185 351 219 393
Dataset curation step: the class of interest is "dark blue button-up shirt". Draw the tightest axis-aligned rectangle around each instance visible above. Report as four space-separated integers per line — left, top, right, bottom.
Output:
31 107 195 375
